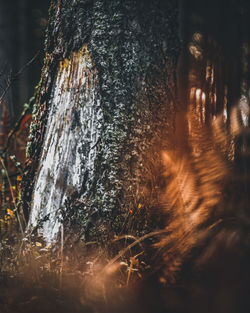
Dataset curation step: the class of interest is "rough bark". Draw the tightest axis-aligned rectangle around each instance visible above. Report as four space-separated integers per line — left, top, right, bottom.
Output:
23 0 180 242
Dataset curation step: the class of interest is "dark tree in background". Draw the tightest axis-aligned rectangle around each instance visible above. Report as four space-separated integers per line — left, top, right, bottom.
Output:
178 0 250 119
0 1 13 149
0 1 49 223
0 0 49 125
0 1 11 108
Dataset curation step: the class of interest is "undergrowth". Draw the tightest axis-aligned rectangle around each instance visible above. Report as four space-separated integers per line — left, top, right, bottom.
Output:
0 209 158 313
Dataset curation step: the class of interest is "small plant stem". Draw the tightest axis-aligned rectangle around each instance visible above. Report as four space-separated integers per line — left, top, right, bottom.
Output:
103 230 165 271
60 224 64 288
0 156 24 237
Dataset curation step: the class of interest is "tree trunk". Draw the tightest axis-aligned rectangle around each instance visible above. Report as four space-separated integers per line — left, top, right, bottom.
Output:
23 0 180 242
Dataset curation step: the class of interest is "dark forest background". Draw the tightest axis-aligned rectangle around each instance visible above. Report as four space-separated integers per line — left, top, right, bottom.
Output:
178 0 250 115
0 0 49 125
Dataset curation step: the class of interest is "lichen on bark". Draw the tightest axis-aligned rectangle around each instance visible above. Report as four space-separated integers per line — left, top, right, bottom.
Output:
24 0 181 242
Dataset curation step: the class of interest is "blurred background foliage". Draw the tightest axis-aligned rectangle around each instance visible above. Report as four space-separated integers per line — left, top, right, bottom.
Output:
0 0 49 237
0 0 49 122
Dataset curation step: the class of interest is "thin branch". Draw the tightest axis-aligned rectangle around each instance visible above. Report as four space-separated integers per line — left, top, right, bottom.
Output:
103 230 166 271
1 104 31 155
0 50 41 103
0 50 41 155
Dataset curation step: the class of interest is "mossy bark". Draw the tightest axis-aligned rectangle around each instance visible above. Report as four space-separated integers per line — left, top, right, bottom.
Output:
22 0 180 242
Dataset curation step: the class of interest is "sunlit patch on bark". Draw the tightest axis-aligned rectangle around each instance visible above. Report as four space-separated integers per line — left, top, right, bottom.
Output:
29 45 103 241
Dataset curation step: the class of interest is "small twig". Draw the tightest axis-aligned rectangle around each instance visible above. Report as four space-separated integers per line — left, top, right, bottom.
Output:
0 51 40 155
2 105 31 154
126 251 144 286
60 224 64 287
103 230 165 272
0 50 40 104
112 234 144 250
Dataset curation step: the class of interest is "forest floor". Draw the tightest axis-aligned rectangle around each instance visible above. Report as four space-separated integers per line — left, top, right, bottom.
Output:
0 234 153 313
1 240 250 313
0 274 87 313
1 223 250 313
